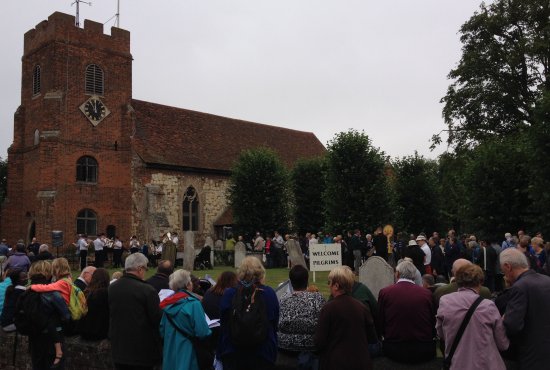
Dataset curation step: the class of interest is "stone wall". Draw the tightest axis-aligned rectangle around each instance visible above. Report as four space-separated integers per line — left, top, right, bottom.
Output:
131 160 230 247
0 331 443 370
0 332 115 370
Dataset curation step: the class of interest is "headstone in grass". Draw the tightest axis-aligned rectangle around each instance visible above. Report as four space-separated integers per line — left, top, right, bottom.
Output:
183 231 195 271
286 239 307 269
214 239 223 250
359 256 394 300
234 241 246 268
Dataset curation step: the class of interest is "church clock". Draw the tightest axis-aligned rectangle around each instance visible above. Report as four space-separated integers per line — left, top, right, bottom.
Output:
79 96 110 126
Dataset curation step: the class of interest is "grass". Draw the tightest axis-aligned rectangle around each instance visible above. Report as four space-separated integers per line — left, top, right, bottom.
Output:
72 264 331 298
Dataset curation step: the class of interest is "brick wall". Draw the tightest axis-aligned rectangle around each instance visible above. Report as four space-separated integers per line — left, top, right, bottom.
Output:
1 12 133 245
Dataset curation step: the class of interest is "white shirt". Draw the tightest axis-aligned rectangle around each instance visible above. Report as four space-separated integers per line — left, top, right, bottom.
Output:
78 238 88 251
420 244 431 265
114 240 122 249
93 237 105 251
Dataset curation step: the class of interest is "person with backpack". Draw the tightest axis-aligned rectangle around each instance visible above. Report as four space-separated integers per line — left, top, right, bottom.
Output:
19 260 70 369
218 256 279 370
29 258 86 368
0 269 27 332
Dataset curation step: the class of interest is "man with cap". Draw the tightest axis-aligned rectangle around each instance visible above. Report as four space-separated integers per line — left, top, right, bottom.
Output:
416 235 432 275
403 239 426 274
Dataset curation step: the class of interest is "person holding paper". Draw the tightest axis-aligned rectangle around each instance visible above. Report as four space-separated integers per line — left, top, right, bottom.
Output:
159 269 212 370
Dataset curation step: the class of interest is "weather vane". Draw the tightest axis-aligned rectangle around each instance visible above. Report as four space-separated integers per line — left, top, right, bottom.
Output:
72 0 92 27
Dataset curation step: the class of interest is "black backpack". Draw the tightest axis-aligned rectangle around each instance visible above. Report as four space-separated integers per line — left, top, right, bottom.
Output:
14 290 49 336
230 285 269 348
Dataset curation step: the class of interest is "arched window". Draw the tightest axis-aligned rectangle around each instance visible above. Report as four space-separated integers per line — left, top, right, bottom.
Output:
85 64 104 95
182 187 199 231
32 65 41 95
76 156 98 183
34 129 40 145
76 209 97 236
106 225 116 239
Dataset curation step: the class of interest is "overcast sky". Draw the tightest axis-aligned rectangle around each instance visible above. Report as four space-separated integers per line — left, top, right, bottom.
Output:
1 0 483 160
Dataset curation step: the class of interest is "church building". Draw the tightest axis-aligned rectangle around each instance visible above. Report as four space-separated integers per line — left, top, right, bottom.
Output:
0 12 325 247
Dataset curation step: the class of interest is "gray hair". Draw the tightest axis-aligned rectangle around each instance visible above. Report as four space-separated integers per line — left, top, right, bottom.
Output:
396 260 417 280
125 252 149 272
169 269 191 291
500 248 529 269
39 244 49 253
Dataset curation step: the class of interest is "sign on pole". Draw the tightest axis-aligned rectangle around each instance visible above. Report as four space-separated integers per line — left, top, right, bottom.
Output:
309 243 342 282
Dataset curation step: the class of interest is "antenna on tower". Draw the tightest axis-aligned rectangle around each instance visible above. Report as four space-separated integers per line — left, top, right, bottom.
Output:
115 0 120 27
72 0 92 27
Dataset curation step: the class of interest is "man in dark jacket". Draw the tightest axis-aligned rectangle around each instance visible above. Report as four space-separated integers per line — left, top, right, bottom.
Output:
373 227 388 261
500 248 550 370
145 259 173 293
477 238 498 292
109 253 162 370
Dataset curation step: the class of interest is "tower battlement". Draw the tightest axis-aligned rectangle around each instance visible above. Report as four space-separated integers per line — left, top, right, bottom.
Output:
23 12 130 56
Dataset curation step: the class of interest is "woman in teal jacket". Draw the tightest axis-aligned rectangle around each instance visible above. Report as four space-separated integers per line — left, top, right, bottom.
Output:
160 269 211 370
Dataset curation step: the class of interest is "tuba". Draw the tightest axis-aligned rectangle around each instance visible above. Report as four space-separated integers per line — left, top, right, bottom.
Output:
104 237 114 248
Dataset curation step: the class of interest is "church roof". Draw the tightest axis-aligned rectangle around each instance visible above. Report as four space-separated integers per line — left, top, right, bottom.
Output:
131 99 326 173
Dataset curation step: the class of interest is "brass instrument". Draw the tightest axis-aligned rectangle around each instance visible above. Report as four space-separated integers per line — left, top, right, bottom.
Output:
104 237 114 248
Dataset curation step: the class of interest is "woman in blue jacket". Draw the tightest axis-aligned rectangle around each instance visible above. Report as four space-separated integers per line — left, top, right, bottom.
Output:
159 269 211 370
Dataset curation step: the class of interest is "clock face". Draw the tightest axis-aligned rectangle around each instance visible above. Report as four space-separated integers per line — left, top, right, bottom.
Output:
79 96 110 126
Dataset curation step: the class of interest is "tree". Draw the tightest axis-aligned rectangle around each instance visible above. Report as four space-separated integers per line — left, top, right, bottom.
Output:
461 136 533 238
227 147 291 236
437 0 550 149
392 153 441 235
291 156 326 234
437 151 469 232
324 130 394 233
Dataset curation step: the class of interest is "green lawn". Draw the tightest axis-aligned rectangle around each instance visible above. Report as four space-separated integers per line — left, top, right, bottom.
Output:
72 265 331 298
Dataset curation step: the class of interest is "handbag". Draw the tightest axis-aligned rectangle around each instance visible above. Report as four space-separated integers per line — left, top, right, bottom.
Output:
442 295 484 370
165 313 214 370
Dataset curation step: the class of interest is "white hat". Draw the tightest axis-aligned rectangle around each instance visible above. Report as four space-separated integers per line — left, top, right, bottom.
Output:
415 235 427 242
408 240 418 246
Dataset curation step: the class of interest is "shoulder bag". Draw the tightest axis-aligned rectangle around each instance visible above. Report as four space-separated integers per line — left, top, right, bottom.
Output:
442 295 484 370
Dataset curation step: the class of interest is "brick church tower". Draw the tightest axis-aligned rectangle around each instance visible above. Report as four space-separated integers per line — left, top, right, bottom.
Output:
1 12 133 245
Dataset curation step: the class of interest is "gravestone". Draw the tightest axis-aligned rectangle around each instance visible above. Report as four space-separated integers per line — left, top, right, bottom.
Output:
214 239 223 250
234 241 246 268
286 239 307 269
183 231 195 271
161 240 177 268
359 256 395 300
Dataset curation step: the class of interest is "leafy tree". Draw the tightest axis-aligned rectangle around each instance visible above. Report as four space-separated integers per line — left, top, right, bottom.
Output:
461 136 533 238
437 0 550 149
291 156 327 234
528 92 550 232
227 147 291 236
392 153 441 235
324 130 394 234
437 151 469 232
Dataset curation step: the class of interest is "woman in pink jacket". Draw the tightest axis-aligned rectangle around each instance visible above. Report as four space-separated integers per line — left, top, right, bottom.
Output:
436 264 509 370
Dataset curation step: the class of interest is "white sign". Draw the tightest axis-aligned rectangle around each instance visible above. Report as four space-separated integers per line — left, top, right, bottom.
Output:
309 243 342 272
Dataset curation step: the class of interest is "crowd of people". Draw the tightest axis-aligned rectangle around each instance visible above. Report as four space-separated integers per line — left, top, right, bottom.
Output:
0 228 549 370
